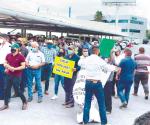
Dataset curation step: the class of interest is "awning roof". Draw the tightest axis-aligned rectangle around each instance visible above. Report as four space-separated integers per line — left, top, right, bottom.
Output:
0 7 127 36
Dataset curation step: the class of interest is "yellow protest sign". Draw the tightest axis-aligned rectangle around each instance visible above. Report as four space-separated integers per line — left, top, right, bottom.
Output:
53 56 75 79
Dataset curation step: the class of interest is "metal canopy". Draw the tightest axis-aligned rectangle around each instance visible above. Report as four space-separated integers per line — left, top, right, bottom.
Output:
0 7 127 36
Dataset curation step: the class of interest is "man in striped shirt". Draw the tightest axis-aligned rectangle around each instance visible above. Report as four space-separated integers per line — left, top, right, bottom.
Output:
133 47 150 100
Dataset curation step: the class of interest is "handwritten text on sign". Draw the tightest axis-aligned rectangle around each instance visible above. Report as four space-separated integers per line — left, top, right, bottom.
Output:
53 56 75 78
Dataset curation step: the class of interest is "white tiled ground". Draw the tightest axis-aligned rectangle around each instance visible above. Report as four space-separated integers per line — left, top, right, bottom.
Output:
0 77 150 125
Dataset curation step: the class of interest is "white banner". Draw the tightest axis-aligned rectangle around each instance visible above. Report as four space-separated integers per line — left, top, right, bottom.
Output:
99 64 116 87
73 70 100 123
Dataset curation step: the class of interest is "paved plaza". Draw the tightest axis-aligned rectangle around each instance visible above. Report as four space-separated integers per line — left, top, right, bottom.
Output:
0 77 150 125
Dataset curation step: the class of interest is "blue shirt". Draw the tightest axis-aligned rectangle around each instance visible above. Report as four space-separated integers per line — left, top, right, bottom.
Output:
40 46 57 64
65 54 80 76
119 56 137 82
82 41 92 55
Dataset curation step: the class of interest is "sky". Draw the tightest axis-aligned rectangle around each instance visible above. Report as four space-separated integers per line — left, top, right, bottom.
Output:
0 0 150 25
0 0 149 19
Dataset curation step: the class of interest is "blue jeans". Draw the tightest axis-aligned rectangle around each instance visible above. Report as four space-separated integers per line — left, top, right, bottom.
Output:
83 81 107 124
20 68 28 93
41 63 53 92
118 80 133 104
0 65 5 100
27 68 43 98
54 74 64 95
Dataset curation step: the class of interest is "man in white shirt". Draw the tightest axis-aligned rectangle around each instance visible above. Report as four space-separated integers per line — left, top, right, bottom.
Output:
26 42 45 103
0 34 11 99
83 46 115 125
0 35 11 65
75 48 100 123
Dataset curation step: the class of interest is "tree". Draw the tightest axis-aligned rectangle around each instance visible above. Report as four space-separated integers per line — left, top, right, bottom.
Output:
94 11 103 22
146 30 150 39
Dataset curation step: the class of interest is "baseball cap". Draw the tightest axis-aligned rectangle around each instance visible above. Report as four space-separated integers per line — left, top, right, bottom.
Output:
10 43 20 49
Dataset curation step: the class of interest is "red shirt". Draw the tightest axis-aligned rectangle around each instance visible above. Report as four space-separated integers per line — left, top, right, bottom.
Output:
6 53 25 77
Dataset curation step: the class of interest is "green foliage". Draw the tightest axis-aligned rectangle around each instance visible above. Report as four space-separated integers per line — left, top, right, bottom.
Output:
146 30 150 39
94 11 103 22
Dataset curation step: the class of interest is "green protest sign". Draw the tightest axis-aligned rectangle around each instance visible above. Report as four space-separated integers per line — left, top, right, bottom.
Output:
99 38 116 58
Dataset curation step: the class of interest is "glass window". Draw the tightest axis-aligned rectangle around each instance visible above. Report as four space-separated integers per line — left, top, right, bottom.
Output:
131 17 137 20
130 20 144 25
118 20 128 23
129 29 140 33
110 20 116 23
121 29 128 32
139 21 144 25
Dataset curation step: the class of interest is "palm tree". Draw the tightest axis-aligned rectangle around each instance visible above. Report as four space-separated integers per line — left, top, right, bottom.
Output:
94 11 103 22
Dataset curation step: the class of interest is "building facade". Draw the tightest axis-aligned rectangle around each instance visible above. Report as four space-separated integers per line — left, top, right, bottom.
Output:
103 15 147 40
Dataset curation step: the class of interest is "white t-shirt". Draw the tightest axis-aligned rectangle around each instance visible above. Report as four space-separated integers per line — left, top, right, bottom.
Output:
0 42 11 64
26 51 45 66
78 56 87 70
114 53 125 66
83 54 116 85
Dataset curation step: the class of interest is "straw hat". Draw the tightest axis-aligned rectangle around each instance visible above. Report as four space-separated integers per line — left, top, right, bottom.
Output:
18 38 27 44
46 40 53 44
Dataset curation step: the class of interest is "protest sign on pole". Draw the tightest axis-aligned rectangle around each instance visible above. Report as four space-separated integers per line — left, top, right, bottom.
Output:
53 56 75 78
99 38 116 58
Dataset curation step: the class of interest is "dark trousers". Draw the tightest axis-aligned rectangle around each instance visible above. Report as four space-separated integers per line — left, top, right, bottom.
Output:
64 75 77 105
134 73 149 95
104 81 112 112
83 81 107 124
0 65 5 100
12 68 28 95
4 75 27 106
41 63 53 92
20 68 28 93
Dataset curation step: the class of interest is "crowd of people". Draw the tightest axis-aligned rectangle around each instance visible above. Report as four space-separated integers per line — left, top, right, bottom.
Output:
0 33 150 125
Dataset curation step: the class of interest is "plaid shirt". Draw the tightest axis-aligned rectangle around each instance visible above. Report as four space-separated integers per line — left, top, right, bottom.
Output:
40 46 57 64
